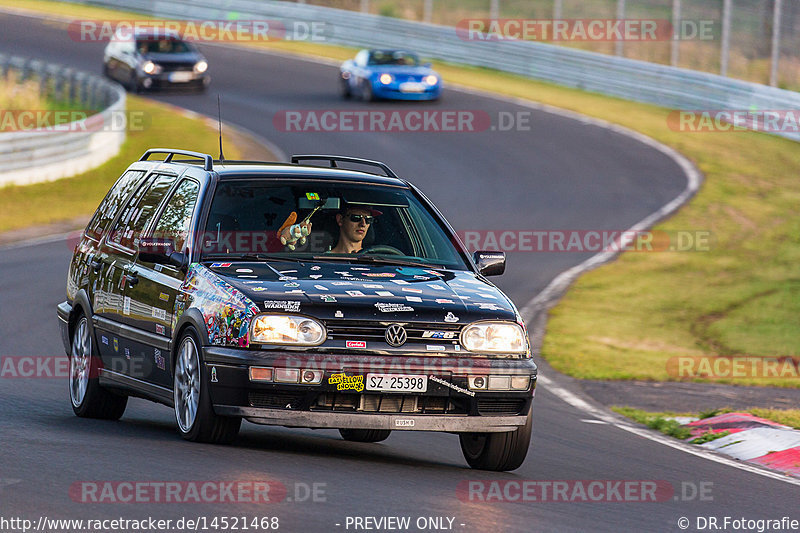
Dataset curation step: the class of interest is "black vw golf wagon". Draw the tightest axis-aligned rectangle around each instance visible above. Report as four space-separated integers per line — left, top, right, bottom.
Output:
58 149 537 471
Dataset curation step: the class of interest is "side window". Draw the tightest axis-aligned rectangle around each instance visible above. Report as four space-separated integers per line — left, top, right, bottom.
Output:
151 179 200 253
109 174 178 249
85 170 146 240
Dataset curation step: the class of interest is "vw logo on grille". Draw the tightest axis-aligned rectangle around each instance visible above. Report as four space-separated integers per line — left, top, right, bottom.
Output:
385 324 407 347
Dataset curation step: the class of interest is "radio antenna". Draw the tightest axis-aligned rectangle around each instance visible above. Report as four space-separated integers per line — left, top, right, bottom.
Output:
217 94 225 163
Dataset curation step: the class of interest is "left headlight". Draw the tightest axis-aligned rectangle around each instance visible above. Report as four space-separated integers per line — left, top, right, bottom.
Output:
251 314 326 346
460 321 526 354
142 60 162 75
194 60 208 74
379 73 393 84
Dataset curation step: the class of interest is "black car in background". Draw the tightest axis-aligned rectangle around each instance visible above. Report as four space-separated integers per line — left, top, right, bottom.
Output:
103 29 209 92
57 149 537 471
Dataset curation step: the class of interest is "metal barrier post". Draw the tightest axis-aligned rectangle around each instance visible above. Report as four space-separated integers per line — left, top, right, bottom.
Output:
720 0 732 76
671 0 681 67
770 0 782 87
615 0 625 57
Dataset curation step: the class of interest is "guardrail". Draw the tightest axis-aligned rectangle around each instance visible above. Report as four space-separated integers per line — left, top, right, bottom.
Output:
0 54 125 187
66 0 800 142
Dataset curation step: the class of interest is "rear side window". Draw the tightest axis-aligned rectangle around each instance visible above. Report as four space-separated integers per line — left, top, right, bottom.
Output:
85 170 146 240
151 179 200 253
109 174 178 249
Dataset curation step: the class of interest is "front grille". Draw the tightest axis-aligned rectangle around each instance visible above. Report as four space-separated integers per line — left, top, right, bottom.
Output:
477 398 526 415
325 320 462 344
312 393 458 414
249 391 305 409
156 61 194 72
360 394 418 413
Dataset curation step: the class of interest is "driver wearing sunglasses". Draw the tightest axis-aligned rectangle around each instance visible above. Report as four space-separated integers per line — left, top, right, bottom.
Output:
330 206 380 254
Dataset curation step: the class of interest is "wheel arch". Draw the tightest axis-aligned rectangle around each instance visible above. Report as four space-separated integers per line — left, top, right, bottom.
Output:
171 308 209 371
68 290 94 345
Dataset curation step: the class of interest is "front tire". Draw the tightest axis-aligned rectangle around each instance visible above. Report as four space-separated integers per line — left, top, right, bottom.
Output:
340 77 352 99
69 313 127 420
459 409 532 471
339 428 391 442
361 80 374 102
173 328 241 444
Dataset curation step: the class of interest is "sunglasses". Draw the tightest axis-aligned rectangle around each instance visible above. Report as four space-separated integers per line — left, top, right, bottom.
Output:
347 214 374 224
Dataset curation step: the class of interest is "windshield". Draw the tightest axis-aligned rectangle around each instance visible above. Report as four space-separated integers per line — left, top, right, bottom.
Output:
136 38 193 54
368 50 420 67
201 180 469 270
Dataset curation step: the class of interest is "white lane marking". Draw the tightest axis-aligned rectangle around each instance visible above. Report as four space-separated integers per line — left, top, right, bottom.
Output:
0 478 22 492
0 230 78 251
580 419 609 425
539 375 800 486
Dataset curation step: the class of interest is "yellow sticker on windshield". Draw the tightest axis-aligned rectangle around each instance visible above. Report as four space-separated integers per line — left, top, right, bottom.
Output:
306 192 320 200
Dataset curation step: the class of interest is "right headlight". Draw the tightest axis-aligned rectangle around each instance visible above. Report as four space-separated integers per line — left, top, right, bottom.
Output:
250 314 326 346
460 321 526 354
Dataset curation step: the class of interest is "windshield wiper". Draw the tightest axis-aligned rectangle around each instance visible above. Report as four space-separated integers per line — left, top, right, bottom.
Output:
312 255 442 269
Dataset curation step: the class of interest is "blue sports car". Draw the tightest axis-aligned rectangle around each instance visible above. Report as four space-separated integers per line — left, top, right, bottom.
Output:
340 49 442 101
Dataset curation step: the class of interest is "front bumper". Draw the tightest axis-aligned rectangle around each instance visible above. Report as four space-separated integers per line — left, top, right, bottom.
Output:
141 71 209 90
373 84 441 100
203 346 536 433
216 406 527 432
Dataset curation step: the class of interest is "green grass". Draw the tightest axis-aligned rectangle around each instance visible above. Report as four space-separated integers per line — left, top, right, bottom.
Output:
614 406 800 433
612 407 693 440
690 430 730 445
0 96 241 231
749 408 800 430
6 1 800 388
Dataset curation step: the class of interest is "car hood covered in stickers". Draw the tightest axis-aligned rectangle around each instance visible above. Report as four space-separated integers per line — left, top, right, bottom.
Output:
206 261 517 324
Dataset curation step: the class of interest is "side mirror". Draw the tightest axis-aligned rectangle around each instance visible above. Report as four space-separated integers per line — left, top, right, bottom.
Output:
474 251 506 276
424 62 432 68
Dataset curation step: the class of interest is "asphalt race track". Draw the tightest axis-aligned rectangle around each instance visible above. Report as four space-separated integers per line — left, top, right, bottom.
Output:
0 10 796 533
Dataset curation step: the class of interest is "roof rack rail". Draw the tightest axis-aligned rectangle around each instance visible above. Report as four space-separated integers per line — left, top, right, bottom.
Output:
140 149 214 171
291 155 398 179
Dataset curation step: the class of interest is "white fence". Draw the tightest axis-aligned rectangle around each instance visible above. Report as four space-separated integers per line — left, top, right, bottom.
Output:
0 55 126 187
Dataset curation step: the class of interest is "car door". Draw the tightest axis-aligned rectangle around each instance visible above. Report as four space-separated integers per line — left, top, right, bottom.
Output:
125 177 201 388
100 173 178 381
90 170 151 372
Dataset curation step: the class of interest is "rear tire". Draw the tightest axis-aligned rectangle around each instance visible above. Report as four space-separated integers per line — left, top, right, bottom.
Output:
459 409 532 471
127 72 141 93
339 428 391 442
173 328 241 444
69 313 127 420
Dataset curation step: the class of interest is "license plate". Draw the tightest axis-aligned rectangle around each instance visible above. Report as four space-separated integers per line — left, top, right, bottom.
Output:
366 373 427 393
169 71 194 83
399 82 425 93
